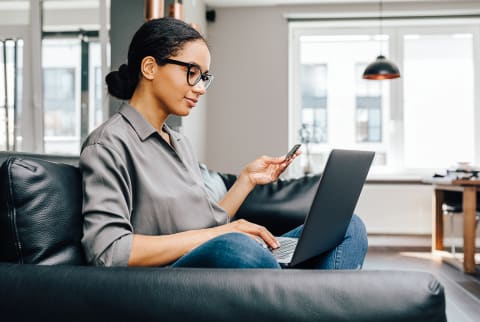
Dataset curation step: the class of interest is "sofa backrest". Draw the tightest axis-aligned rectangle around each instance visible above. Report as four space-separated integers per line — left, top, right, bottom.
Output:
0 156 86 265
0 152 315 264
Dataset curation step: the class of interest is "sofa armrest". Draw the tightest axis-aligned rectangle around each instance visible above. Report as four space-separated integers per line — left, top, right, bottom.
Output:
219 173 321 235
0 263 445 322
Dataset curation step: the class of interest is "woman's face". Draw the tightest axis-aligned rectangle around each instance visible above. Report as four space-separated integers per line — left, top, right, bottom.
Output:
151 40 211 117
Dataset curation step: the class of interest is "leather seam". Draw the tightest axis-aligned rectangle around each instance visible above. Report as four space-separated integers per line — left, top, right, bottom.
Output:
6 158 24 263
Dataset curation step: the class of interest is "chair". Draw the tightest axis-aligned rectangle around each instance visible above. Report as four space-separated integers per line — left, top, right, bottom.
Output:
442 191 480 254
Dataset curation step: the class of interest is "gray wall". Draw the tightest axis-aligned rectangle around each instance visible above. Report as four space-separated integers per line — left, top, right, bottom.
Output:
205 1 480 174
110 0 185 130
206 6 289 174
109 0 145 113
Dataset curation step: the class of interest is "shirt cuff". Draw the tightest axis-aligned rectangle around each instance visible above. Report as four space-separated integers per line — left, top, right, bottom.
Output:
95 234 133 267
109 233 133 267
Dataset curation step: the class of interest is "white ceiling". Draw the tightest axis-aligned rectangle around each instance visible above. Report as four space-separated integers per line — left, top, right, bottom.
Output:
204 0 462 8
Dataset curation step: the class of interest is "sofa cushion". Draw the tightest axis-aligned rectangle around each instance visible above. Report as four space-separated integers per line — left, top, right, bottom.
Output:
0 157 86 265
199 163 227 202
219 172 321 235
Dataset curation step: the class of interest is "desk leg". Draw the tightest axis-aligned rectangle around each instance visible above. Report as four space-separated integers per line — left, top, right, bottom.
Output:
463 187 476 273
433 189 444 252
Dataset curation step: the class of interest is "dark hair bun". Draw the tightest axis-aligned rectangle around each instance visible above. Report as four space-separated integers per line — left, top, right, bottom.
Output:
105 64 136 100
118 64 130 80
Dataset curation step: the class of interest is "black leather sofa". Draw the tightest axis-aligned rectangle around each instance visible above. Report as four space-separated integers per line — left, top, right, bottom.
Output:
0 152 447 322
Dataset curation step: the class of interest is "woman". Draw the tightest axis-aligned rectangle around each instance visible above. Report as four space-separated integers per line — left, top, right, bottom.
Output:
80 17 367 269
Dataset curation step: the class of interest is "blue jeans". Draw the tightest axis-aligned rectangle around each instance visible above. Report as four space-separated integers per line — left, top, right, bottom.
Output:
172 215 368 270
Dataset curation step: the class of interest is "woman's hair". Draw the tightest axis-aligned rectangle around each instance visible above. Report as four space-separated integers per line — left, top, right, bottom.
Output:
106 17 206 100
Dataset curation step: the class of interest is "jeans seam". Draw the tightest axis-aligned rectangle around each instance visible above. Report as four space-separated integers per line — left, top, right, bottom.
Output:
333 243 343 269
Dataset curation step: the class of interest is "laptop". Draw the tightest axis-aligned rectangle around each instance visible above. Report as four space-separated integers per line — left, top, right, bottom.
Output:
271 149 374 267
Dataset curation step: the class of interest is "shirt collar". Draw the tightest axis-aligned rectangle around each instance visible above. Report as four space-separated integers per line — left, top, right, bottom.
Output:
118 102 182 143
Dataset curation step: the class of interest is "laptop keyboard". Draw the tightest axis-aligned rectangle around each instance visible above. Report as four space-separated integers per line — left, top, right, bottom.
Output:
272 237 298 263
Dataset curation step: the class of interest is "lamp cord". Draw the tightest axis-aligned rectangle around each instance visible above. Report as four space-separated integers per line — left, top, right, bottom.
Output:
379 0 383 55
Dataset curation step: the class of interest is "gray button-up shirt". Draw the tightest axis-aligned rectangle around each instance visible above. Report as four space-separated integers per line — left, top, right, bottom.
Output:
80 102 229 267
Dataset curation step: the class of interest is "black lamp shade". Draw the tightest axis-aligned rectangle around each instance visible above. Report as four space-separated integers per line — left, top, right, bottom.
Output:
363 55 401 80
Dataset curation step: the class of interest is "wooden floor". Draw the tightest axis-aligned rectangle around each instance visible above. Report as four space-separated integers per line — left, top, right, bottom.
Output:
364 245 480 321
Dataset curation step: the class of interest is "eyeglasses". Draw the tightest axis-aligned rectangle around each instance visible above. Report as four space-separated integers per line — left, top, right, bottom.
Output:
158 58 214 90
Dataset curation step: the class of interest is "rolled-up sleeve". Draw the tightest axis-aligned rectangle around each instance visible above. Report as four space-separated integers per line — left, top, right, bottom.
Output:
80 143 133 267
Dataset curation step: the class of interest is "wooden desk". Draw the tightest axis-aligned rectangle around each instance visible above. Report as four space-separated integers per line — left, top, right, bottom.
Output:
432 179 479 274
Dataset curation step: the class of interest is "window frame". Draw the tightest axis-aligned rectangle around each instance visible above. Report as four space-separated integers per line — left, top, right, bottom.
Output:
0 25 36 153
289 17 480 176
0 0 110 155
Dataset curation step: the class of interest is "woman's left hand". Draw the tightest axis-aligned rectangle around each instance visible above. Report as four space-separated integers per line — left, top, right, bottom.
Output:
219 150 301 219
239 151 300 187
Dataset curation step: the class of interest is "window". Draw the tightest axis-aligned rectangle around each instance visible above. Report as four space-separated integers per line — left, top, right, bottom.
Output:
43 67 76 137
301 64 327 143
0 38 23 151
42 38 107 155
402 32 475 169
355 63 382 143
0 0 109 155
42 39 81 154
290 19 479 175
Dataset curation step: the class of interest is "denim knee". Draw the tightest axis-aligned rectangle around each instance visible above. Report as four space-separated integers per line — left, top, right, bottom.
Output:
348 214 368 254
173 232 281 269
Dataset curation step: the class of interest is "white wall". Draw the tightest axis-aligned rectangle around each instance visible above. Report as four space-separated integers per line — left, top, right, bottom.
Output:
356 183 433 234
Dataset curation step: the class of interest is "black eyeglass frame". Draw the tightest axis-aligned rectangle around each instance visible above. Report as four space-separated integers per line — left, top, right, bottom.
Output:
158 58 214 88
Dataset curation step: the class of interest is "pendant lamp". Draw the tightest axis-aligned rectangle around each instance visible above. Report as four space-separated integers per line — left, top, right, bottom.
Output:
363 0 400 80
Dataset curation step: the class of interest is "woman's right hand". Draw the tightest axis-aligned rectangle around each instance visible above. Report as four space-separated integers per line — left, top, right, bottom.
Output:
214 219 280 249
